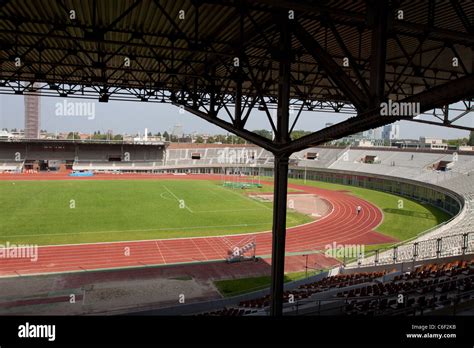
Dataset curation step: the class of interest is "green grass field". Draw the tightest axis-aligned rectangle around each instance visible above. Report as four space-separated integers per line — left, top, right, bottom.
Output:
0 177 451 247
288 178 451 242
214 270 321 297
0 179 311 245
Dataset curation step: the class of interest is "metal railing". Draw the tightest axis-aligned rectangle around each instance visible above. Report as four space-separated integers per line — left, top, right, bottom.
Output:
286 286 474 316
345 231 474 269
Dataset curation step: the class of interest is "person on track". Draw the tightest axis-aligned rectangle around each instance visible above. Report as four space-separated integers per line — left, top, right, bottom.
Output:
356 205 362 215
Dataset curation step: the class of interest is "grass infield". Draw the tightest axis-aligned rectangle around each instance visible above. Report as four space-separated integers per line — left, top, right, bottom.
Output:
0 178 450 246
214 270 321 297
0 179 311 245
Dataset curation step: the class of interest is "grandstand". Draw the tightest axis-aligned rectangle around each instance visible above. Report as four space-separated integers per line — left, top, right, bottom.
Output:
292 147 347 169
194 258 473 316
72 160 164 173
0 160 24 173
0 139 166 173
165 145 273 167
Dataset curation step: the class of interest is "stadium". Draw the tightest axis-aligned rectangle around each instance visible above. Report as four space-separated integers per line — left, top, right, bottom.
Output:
0 0 473 345
0 139 472 317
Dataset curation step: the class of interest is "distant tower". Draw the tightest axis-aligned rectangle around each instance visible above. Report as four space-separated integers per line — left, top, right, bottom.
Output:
382 124 400 141
24 83 41 139
172 124 183 139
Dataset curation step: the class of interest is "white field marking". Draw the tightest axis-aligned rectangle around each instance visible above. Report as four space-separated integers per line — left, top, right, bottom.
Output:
190 238 208 261
156 238 207 263
1 198 313 239
232 233 258 250
160 192 266 214
1 222 270 238
161 184 194 213
162 184 270 213
154 241 166 264
203 237 226 256
216 185 272 211
1 197 336 249
191 208 269 213
0 204 332 246
209 188 241 202
2 212 328 249
159 192 174 201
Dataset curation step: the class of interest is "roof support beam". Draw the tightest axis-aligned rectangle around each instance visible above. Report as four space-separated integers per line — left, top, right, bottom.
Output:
293 21 369 112
368 0 389 109
326 16 370 97
247 0 474 46
408 117 473 132
450 0 473 34
176 104 277 153
277 74 474 154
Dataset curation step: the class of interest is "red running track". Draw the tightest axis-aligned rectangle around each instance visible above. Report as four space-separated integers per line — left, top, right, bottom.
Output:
0 173 395 277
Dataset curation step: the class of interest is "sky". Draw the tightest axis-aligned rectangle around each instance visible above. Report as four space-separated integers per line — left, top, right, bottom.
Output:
0 93 471 139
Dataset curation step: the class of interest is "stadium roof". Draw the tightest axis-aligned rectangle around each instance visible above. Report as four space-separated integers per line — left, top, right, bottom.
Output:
1 0 473 149
0 0 472 97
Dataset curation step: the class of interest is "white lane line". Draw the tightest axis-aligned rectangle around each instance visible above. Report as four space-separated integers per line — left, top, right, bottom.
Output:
1 223 268 238
154 241 166 264
190 238 208 261
192 208 268 213
159 192 173 201
162 184 194 213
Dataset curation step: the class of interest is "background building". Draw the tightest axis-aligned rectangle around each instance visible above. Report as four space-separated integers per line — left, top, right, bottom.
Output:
382 124 400 141
24 83 41 139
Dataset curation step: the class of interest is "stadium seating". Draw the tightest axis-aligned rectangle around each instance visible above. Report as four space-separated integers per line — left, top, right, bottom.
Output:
165 146 273 167
73 160 164 172
0 160 24 172
198 259 473 316
198 307 258 317
340 259 474 316
197 271 386 315
293 147 347 168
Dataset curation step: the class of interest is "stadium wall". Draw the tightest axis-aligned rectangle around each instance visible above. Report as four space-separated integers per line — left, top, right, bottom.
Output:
285 166 463 216
0 140 166 162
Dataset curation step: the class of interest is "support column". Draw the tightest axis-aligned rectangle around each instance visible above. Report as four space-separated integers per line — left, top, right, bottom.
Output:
269 12 291 316
269 154 289 316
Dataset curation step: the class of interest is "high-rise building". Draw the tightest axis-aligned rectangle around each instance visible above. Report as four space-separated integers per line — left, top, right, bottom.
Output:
382 124 400 141
364 127 383 140
24 83 41 139
172 124 184 139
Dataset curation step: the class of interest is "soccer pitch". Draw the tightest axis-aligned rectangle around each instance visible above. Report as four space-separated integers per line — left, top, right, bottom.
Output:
0 179 312 245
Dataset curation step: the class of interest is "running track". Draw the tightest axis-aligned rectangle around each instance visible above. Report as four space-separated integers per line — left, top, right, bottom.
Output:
0 173 396 277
